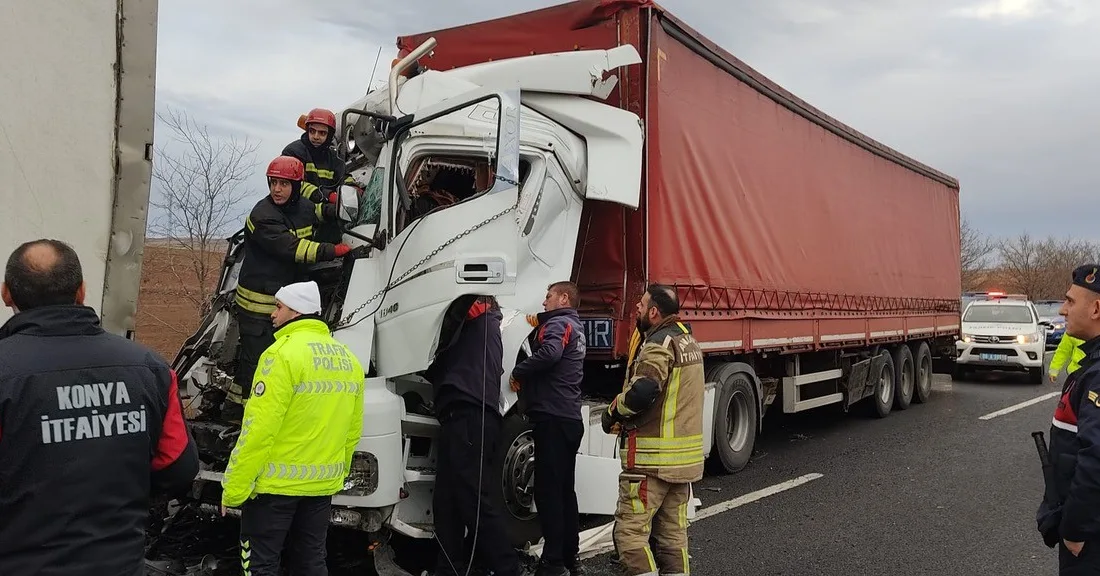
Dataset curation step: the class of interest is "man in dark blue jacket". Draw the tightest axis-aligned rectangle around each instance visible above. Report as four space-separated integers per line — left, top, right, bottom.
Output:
511 281 587 576
426 295 524 576
0 239 199 576
1037 264 1100 574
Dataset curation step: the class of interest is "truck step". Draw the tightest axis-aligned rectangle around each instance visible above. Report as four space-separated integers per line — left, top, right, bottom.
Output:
404 467 436 483
401 413 439 437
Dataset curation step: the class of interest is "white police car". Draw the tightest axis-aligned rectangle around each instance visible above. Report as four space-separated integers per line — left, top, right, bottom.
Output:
955 293 1048 384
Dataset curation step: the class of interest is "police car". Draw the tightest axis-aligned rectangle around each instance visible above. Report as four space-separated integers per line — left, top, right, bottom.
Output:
955 292 1049 384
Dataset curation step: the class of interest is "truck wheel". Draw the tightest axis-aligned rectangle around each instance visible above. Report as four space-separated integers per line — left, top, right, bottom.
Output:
710 371 758 474
871 352 895 418
492 413 543 548
892 344 915 411
911 341 933 404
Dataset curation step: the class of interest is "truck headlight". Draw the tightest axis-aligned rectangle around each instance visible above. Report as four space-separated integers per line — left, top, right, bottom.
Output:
1017 332 1041 344
341 451 379 496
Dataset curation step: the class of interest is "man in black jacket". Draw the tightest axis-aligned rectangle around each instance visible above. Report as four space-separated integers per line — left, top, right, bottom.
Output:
1038 264 1100 574
224 155 350 421
0 238 199 576
426 295 524 576
283 108 354 244
511 281 586 576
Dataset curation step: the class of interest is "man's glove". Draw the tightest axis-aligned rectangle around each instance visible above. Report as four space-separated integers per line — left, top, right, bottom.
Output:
328 192 339 204
601 402 620 434
1039 516 1060 549
334 244 352 257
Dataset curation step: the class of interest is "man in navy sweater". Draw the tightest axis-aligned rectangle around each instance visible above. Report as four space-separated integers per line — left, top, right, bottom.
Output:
512 281 587 576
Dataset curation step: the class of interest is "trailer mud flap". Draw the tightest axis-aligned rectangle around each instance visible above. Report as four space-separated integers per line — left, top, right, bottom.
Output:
844 357 874 406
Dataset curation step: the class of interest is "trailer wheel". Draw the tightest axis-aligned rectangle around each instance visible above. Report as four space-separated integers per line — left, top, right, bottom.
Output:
492 412 543 548
911 341 933 404
892 345 915 411
710 371 758 474
871 352 895 418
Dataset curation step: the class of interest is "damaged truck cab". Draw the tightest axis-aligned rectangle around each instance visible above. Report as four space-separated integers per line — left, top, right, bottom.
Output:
170 39 649 552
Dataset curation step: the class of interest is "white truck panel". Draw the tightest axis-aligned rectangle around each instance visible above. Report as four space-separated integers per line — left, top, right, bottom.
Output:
0 0 157 336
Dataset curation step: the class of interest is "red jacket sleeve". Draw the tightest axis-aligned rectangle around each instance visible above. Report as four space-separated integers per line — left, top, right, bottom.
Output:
150 369 199 494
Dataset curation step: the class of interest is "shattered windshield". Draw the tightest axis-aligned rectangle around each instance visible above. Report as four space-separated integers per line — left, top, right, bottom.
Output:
357 166 384 227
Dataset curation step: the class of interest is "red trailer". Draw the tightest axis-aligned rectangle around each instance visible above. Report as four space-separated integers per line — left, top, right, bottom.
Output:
399 0 961 471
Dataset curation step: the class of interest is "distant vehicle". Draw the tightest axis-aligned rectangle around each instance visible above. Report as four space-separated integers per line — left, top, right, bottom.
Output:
955 296 1047 384
1033 300 1066 348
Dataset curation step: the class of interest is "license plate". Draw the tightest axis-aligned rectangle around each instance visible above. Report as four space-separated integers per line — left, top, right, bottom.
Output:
582 318 614 350
979 353 1007 362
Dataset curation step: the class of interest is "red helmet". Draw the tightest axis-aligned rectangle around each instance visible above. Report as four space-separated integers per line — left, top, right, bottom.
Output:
266 156 304 182
304 108 336 131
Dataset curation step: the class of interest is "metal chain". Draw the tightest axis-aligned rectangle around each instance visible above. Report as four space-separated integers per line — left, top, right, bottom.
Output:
334 179 521 329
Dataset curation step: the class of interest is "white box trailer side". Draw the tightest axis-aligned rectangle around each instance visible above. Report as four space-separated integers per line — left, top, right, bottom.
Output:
0 0 158 337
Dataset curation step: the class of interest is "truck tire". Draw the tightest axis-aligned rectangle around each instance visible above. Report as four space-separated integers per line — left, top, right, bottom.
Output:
892 344 915 411
709 370 758 474
870 352 895 419
911 341 933 404
492 413 543 548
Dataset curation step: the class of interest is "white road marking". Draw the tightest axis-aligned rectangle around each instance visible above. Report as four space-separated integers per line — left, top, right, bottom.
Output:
978 391 1060 421
695 472 824 521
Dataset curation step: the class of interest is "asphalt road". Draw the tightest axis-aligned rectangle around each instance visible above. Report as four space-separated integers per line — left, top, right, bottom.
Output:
578 360 1067 576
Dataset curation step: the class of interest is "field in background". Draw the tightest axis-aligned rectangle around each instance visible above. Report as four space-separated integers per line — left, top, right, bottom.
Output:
135 241 223 361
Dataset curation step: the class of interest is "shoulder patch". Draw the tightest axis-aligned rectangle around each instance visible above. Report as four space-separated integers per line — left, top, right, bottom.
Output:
253 381 266 397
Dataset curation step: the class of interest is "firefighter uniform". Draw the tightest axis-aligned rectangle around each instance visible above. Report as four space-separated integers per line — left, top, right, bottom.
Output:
1037 265 1100 574
603 316 705 576
226 156 347 412
221 286 365 576
283 108 355 244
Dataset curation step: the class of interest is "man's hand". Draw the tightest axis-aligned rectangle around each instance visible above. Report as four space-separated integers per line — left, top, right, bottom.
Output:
220 504 227 517
1065 539 1084 556
526 314 538 327
1050 373 1058 384
601 404 619 434
509 376 521 392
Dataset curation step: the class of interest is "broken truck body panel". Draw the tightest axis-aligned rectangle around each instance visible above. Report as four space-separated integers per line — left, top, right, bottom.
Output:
0 0 157 337
398 0 962 359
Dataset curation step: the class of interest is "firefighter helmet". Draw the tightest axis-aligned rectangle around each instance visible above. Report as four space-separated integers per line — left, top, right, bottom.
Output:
266 156 305 182
304 108 336 131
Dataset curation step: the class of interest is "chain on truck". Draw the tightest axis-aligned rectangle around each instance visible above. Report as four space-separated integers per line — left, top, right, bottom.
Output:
146 3 963 574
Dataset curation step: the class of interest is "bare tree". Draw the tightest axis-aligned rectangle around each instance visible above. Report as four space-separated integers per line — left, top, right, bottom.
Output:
1036 237 1100 299
960 217 997 291
149 107 259 317
998 233 1046 298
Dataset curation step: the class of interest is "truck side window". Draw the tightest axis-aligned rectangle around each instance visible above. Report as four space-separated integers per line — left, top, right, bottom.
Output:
394 154 530 233
357 166 384 227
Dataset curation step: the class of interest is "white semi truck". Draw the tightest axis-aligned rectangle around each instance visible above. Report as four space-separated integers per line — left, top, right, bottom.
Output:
0 0 157 337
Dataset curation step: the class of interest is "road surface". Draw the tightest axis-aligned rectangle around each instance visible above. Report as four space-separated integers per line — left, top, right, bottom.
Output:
578 366 1065 575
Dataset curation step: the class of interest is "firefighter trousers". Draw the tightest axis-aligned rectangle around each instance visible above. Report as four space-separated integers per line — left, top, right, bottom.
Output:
613 472 691 576
239 494 331 576
228 308 276 405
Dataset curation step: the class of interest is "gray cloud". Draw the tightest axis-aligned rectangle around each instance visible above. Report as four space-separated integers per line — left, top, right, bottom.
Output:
154 0 1100 242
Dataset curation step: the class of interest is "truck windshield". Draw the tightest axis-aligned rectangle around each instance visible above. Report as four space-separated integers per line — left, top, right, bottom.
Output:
963 305 1034 324
357 166 384 227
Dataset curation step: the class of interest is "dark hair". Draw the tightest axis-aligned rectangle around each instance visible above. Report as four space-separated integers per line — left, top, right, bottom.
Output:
4 239 84 310
548 281 579 307
645 284 679 316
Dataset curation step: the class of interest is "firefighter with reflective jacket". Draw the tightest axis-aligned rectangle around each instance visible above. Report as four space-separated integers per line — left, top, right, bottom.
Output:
224 156 351 421
221 280 365 576
283 108 355 244
1037 264 1100 574
602 284 704 576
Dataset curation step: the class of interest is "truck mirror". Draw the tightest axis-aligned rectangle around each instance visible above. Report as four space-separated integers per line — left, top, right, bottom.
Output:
338 185 360 223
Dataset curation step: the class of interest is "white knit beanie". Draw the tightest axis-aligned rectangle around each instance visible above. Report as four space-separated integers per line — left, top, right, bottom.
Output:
274 281 322 315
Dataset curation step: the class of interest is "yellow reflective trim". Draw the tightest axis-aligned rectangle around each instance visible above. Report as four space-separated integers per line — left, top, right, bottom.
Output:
295 241 309 263
235 292 276 314
644 548 657 573
678 502 688 529
662 366 681 439
235 285 276 304
315 202 324 220
682 548 689 572
245 216 256 233
620 448 703 467
293 226 313 239
633 434 703 450
628 480 644 514
305 242 320 263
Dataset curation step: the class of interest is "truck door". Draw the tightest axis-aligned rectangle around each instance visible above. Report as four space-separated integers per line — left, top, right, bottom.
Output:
371 87 522 378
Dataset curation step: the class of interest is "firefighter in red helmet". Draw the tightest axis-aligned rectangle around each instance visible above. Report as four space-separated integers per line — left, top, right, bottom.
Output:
283 108 355 244
222 155 352 421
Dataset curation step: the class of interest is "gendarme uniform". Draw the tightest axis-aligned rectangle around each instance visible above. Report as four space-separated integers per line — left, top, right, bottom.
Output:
221 284 365 576
1037 264 1100 574
604 315 705 576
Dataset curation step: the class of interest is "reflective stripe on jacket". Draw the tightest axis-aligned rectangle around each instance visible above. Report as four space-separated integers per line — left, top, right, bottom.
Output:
1051 334 1087 377
221 317 365 507
614 316 705 484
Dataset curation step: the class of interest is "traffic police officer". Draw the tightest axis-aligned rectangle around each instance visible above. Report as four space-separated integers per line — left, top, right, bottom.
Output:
221 280 365 576
1037 264 1100 574
0 239 199 576
602 284 705 576
224 155 351 421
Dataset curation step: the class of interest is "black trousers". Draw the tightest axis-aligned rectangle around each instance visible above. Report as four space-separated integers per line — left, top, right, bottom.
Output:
239 494 331 576
233 308 275 401
434 403 520 576
1061 541 1100 574
532 414 584 568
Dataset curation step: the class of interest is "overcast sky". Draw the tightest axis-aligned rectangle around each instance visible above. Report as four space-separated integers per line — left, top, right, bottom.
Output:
155 0 1100 242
